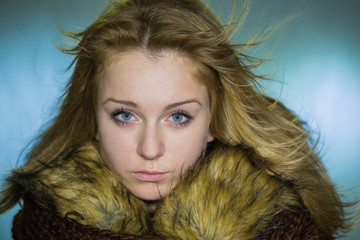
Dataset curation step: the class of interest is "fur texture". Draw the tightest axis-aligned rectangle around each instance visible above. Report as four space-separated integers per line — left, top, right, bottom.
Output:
13 141 302 239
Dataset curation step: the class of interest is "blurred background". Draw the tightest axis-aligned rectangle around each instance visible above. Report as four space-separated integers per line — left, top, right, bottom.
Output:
0 0 359 239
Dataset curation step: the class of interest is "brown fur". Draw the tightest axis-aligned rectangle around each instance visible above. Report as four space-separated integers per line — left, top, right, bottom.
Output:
12 142 150 235
12 141 302 239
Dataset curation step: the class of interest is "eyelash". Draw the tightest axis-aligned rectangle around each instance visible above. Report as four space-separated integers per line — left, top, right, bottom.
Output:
169 109 193 127
110 108 193 127
110 108 135 126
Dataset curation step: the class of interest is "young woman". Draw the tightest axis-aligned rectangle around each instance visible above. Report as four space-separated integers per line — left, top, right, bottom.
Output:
0 0 355 239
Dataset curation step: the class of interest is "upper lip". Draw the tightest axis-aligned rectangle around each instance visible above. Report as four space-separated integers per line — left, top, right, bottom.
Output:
134 170 167 174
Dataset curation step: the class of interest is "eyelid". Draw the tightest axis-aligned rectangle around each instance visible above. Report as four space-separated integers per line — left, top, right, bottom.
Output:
110 108 138 125
166 109 193 127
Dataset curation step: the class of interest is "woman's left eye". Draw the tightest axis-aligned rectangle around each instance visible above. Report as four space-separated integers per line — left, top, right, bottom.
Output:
169 114 186 123
167 111 193 126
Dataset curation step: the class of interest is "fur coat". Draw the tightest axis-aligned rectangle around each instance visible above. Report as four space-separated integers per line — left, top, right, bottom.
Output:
11 141 331 239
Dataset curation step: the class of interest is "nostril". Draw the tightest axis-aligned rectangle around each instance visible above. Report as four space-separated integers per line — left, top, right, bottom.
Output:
138 143 165 160
137 130 165 160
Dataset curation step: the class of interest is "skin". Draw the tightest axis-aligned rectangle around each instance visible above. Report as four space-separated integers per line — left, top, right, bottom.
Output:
96 50 213 203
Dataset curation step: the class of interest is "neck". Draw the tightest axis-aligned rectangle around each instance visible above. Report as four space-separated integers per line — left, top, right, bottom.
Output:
145 200 162 213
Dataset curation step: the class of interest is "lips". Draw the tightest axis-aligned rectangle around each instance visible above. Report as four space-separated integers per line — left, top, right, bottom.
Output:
133 171 168 182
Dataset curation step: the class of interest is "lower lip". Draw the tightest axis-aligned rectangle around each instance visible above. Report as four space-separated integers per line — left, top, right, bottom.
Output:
133 172 168 182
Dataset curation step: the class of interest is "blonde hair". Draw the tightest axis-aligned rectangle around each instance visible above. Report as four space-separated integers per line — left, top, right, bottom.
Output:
1 0 354 237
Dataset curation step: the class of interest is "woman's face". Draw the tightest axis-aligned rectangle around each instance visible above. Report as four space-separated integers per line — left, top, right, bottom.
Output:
96 50 213 201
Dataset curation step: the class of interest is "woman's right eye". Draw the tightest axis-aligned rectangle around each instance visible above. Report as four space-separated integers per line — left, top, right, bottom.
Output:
118 112 135 121
110 109 137 125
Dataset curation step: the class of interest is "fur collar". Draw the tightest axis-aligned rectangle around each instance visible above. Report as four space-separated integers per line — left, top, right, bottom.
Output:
17 141 301 239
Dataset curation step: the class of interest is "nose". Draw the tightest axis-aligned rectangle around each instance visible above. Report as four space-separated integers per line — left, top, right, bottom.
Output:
137 124 165 160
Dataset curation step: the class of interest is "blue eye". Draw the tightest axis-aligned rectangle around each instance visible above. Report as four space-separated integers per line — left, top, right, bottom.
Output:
170 114 185 123
167 110 193 126
119 112 135 121
111 108 136 125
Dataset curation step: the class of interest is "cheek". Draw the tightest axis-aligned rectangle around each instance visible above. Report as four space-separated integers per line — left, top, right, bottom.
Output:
168 127 210 170
98 127 137 171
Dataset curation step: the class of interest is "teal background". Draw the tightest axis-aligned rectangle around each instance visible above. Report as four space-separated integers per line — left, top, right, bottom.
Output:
1 0 359 239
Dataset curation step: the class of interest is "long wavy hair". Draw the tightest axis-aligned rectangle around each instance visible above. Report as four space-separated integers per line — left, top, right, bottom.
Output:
0 0 354 237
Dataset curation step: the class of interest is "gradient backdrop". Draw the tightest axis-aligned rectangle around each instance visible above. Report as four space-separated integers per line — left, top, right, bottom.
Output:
1 0 359 239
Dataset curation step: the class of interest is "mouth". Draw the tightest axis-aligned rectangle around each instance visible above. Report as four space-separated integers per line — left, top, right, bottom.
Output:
132 171 168 182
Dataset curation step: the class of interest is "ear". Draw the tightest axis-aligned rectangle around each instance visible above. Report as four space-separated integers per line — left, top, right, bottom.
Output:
207 132 214 142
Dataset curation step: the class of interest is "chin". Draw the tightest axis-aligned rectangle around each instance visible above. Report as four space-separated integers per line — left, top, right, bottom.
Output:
131 184 171 201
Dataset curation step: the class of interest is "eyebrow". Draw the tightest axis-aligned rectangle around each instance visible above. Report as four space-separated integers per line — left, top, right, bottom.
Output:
103 98 138 108
163 99 202 111
103 98 202 110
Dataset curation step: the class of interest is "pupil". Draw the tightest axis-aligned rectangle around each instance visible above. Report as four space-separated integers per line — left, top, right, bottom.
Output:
122 113 131 120
174 115 183 122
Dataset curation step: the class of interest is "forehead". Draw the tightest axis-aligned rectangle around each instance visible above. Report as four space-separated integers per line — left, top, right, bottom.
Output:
101 50 196 84
105 49 196 71
97 50 209 106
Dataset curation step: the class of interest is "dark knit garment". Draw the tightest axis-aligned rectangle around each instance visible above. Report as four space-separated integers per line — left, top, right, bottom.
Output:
12 195 162 240
264 210 333 240
12 195 331 240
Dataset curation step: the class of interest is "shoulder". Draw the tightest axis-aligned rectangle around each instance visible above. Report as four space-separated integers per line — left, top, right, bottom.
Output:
263 209 333 240
153 144 305 239
12 194 163 240
13 141 151 234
